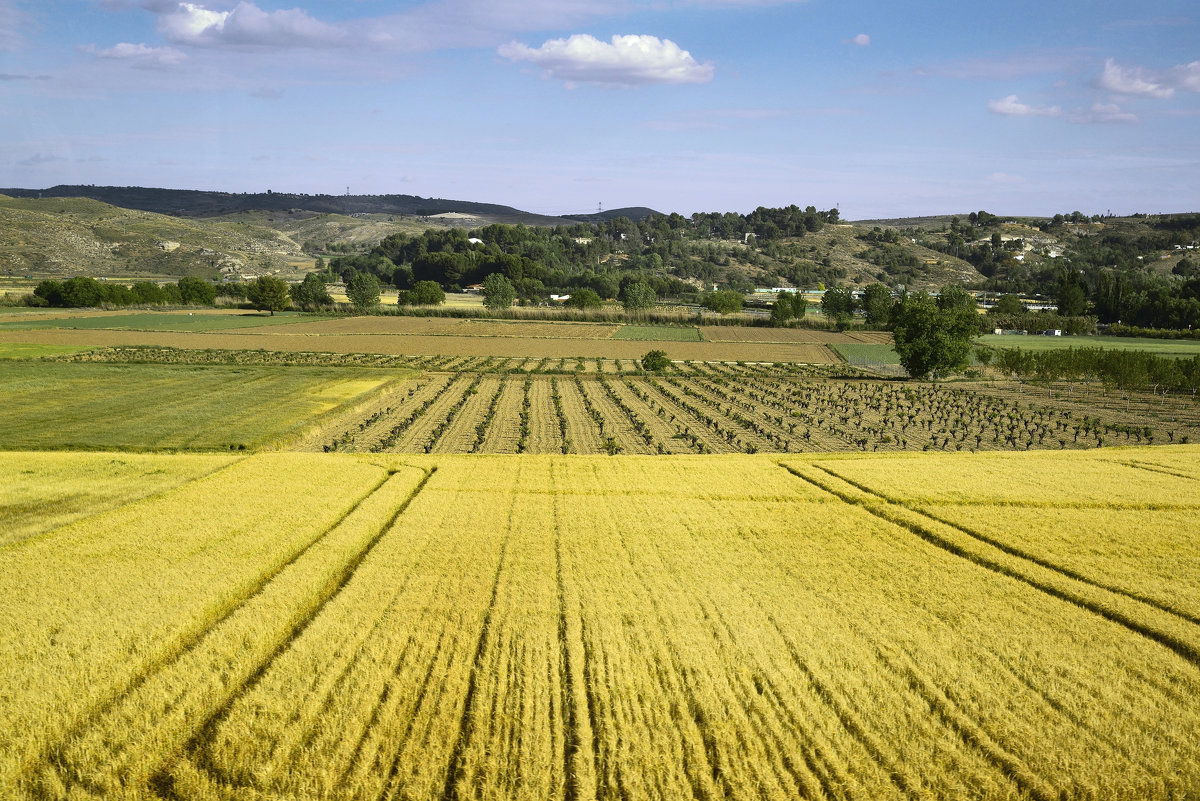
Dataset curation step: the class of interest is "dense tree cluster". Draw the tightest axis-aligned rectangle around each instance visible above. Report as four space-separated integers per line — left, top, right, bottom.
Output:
321 205 840 304
31 276 218 308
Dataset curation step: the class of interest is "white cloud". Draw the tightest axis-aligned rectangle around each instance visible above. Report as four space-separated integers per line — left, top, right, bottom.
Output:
987 172 1025 184
499 34 714 87
81 42 187 66
1097 58 1174 98
987 95 1061 117
157 2 348 48
1166 61 1200 93
988 94 1137 125
1071 103 1138 124
850 33 870 46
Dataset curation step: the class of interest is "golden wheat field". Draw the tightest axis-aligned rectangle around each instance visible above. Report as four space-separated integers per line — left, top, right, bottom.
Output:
2 447 1199 800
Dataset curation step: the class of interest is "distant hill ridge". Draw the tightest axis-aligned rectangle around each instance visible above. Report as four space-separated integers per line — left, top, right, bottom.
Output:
0 185 662 225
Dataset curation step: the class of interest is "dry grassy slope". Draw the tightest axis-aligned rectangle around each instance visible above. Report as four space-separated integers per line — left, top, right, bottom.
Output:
216 211 447 251
697 224 984 290
0 195 311 279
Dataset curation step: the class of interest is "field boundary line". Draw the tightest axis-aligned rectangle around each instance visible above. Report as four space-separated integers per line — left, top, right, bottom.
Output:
39 465 431 800
777 462 1200 669
0 455 246 554
813 463 1200 627
430 484 517 801
1122 460 1200 482
151 466 437 799
550 464 599 801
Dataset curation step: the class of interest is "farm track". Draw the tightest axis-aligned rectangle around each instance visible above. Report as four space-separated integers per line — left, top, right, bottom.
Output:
16 461 408 799
479 377 523 454
609 379 698 454
431 375 502 454
555 377 605 454
781 462 1200 669
38 468 434 801
528 378 566 454
637 378 739 454
385 374 474 452
578 378 654 455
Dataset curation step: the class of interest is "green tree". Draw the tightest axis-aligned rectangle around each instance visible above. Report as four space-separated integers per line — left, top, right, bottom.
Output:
289 272 333 309
820 285 856 330
482 272 517 310
990 293 1024 316
33 279 65 307
565 288 602 309
59 276 105 308
892 291 979 379
1056 279 1087 317
769 291 807 326
622 281 656 314
641 349 670 372
177 276 217 306
131 281 166 305
246 276 291 315
407 280 446 306
860 283 892 328
347 273 381 311
700 290 744 314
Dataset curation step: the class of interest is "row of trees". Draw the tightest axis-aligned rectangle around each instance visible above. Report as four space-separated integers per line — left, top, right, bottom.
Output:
32 276 218 308
991 346 1200 399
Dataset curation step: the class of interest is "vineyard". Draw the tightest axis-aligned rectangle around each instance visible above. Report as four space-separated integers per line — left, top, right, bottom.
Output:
2 448 1199 800
303 362 1200 456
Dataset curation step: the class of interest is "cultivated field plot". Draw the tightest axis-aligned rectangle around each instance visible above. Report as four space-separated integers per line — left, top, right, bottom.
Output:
234 315 621 339
977 333 1200 358
0 311 319 333
309 364 1199 455
3 449 1200 800
611 324 703 341
699 326 890 345
0 323 842 362
0 451 235 546
0 361 402 451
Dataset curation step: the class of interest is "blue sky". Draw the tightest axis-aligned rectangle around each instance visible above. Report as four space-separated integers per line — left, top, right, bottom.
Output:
2 0 1198 218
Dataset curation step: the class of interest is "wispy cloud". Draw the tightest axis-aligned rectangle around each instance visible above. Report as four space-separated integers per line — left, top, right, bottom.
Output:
80 42 186 66
987 95 1061 117
0 72 51 81
156 2 348 48
1097 58 1174 98
988 94 1137 124
499 34 714 87
848 33 869 47
17 153 69 167
0 0 30 51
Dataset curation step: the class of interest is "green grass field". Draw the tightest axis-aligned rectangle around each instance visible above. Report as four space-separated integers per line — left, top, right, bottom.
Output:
0 311 326 333
830 342 901 364
612 324 703 341
978 334 1200 357
0 362 401 451
0 343 95 359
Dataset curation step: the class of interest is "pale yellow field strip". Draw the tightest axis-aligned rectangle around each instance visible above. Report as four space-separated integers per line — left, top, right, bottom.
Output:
42 465 430 799
921 505 1200 623
0 454 388 796
0 451 235 547
813 446 1200 507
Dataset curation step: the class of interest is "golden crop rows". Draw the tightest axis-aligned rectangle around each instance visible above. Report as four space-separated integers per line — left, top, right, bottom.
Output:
3 448 1200 799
